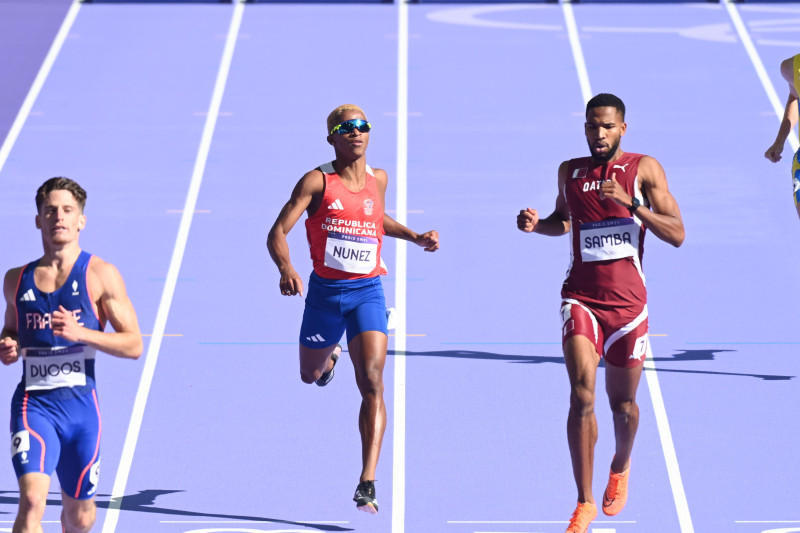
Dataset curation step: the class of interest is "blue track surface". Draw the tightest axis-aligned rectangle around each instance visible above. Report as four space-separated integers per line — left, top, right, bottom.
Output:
0 0 72 145
0 3 798 533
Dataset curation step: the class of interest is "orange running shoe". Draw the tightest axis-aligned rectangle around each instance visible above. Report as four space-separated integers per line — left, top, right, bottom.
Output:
602 461 631 516
565 502 597 533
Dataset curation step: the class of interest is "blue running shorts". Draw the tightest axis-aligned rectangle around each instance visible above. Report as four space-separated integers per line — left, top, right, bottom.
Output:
10 386 101 500
299 272 388 348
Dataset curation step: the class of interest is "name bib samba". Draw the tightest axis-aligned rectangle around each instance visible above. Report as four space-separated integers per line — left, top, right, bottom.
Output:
580 218 640 262
23 345 92 391
324 231 378 274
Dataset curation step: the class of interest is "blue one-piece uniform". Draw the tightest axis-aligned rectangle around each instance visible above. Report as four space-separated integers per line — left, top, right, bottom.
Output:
10 251 103 500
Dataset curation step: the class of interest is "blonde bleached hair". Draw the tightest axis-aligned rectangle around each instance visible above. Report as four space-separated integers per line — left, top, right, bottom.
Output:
327 104 367 134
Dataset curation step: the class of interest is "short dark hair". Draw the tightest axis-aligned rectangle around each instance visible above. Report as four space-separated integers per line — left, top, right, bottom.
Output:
586 93 626 120
36 177 87 212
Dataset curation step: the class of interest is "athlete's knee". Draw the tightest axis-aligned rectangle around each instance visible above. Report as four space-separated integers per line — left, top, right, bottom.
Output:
609 397 637 418
355 366 384 396
62 502 96 533
17 488 47 518
299 357 325 383
569 384 595 416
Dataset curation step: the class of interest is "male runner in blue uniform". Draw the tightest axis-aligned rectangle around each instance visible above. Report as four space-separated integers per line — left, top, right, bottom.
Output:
0 177 142 533
268 104 439 513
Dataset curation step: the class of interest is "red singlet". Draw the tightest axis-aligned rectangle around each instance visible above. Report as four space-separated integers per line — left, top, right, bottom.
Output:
561 152 647 308
305 162 386 280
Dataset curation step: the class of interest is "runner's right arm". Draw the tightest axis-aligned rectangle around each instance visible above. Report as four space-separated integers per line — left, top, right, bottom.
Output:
0 268 20 365
765 57 798 163
517 161 571 236
51 259 143 359
267 170 324 296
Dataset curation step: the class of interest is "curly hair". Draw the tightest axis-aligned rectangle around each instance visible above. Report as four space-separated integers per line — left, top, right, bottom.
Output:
586 93 625 120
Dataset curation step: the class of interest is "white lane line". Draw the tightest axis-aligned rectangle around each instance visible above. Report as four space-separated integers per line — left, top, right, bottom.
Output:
735 521 800 524
562 5 694 532
644 353 694 533
392 1 409 533
561 1 592 104
473 530 617 533
100 3 246 532
0 0 81 175
725 0 799 152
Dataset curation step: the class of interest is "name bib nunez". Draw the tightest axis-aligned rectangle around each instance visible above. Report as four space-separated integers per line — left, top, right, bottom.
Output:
23 345 91 391
325 231 378 274
580 218 640 262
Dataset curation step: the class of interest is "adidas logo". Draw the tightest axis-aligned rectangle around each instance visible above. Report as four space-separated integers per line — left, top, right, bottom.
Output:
19 289 36 302
306 334 326 343
327 199 343 210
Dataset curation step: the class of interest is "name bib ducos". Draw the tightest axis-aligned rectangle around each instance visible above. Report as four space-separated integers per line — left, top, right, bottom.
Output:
325 231 378 274
580 218 640 262
23 345 92 391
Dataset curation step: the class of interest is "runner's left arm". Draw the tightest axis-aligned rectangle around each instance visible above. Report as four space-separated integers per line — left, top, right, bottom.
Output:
765 57 799 163
600 156 684 247
51 259 143 359
376 168 440 252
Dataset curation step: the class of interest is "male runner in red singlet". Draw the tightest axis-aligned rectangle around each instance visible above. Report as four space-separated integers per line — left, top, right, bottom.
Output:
268 104 439 513
1 177 142 533
764 53 800 220
516 94 684 533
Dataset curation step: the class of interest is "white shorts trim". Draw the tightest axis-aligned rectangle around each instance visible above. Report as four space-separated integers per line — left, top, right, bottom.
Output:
562 298 598 344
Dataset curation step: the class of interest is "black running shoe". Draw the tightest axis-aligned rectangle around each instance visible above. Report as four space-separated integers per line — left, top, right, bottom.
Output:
353 480 379 514
315 344 341 387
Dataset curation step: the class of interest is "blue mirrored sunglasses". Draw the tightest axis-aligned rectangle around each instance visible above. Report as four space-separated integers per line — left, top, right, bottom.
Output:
330 119 372 135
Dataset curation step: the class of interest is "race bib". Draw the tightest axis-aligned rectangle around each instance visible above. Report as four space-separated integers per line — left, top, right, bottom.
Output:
629 334 650 362
580 218 640 263
23 345 90 391
10 430 30 457
88 460 101 496
324 231 378 274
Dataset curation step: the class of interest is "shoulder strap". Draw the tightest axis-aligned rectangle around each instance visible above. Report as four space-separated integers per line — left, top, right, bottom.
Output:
319 161 335 175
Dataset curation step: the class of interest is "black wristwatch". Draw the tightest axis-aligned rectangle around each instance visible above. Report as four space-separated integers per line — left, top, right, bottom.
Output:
628 197 640 215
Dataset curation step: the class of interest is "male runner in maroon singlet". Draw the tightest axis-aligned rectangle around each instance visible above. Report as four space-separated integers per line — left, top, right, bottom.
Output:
516 94 684 533
268 104 439 513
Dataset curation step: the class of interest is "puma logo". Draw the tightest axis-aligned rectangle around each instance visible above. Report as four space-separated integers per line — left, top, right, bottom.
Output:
613 163 629 172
